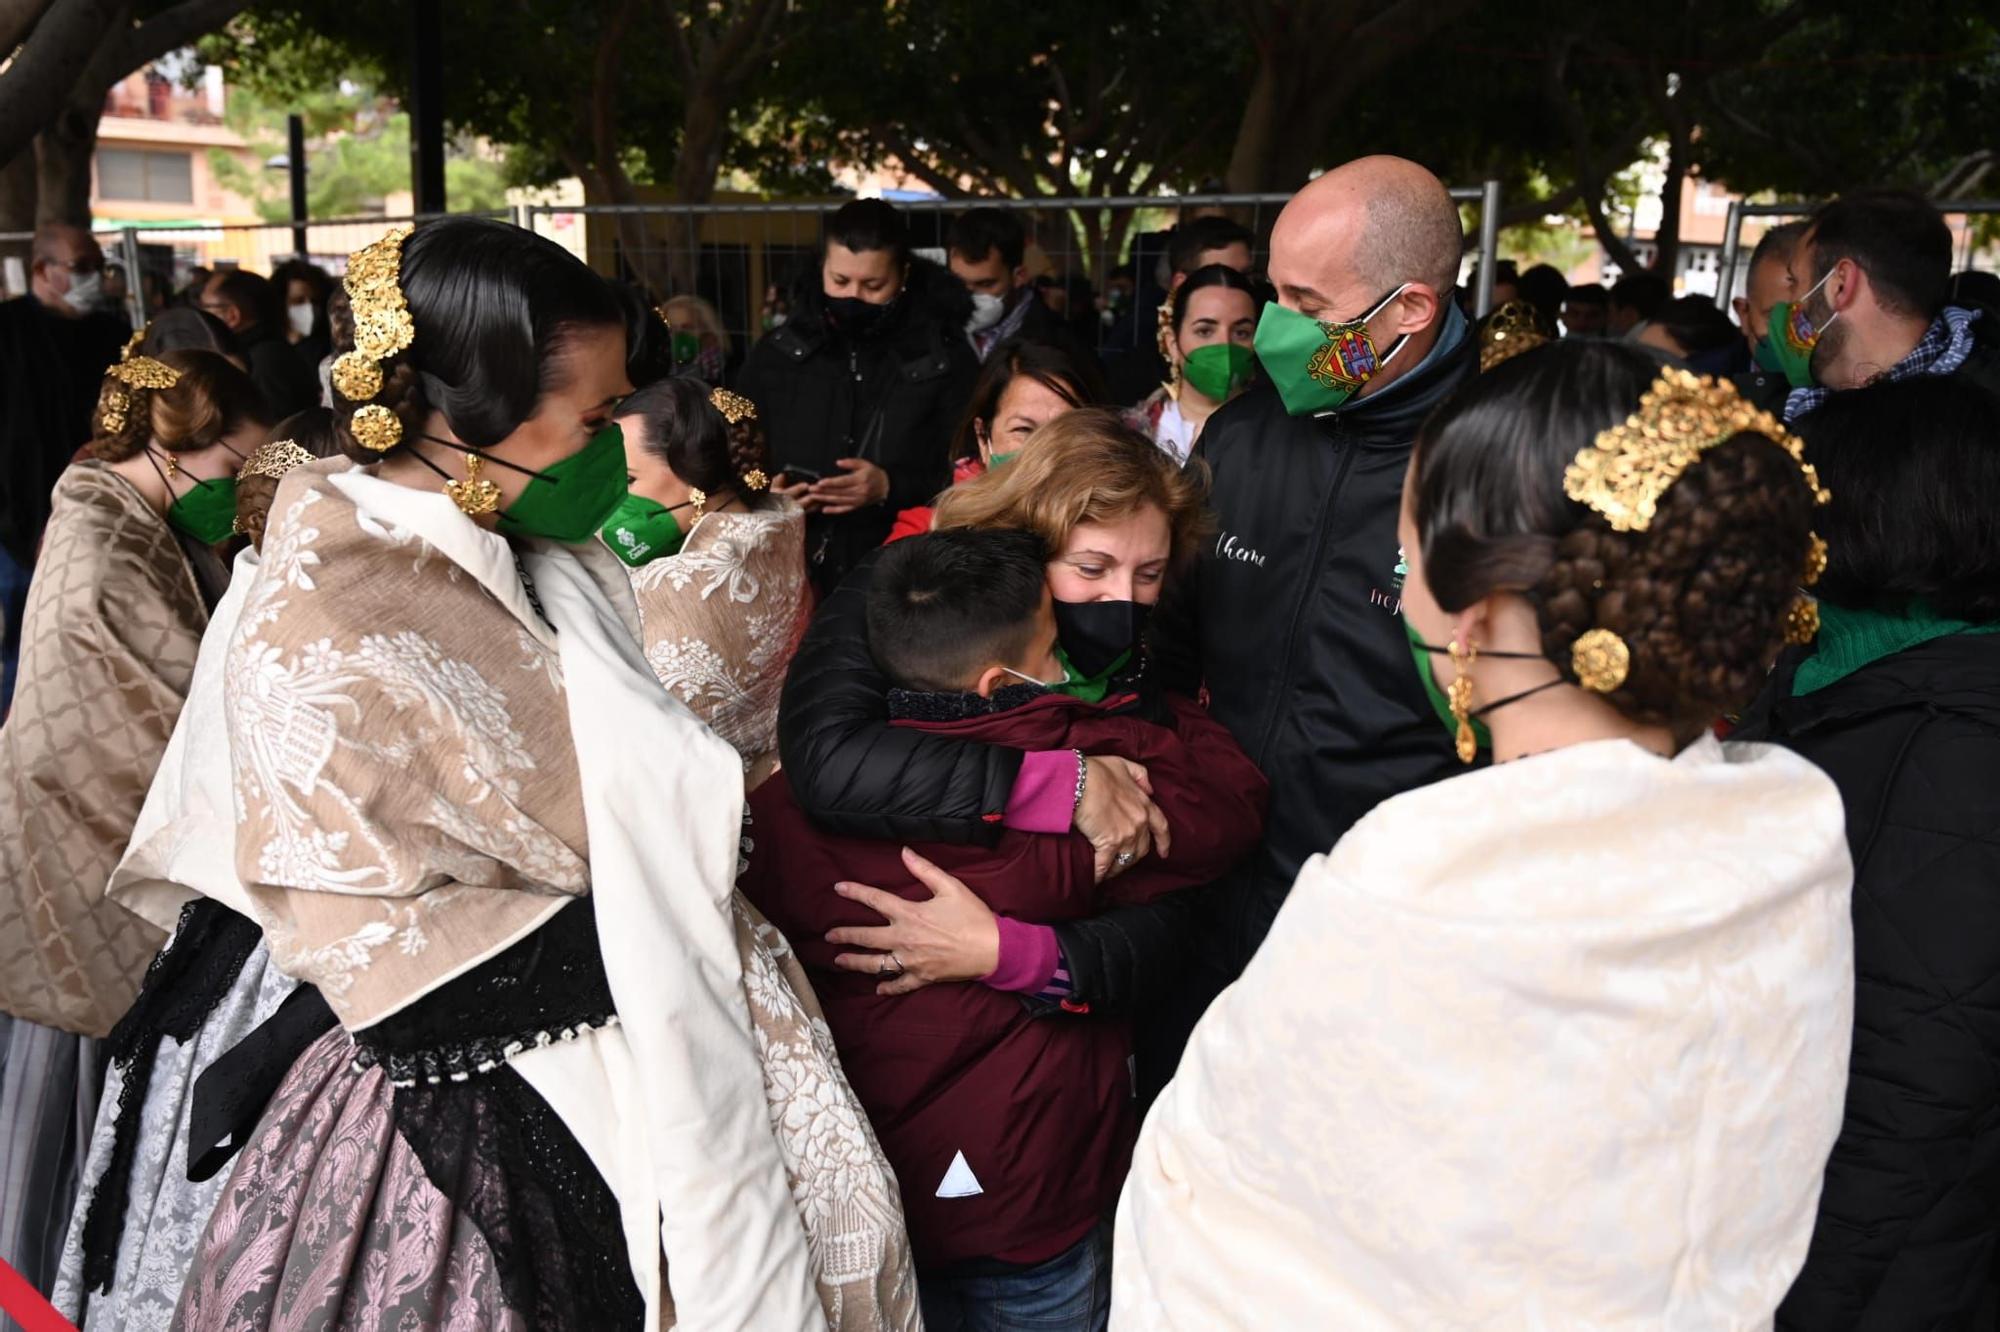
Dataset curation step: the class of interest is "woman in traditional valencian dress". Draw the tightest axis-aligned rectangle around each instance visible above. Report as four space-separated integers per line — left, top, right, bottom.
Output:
1114 341 1857 1329
0 347 268 1310
51 410 338 1331
599 376 808 787
170 217 915 1332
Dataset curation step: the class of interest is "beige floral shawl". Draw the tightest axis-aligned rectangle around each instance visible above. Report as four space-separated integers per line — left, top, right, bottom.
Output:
627 502 809 787
226 460 915 1329
0 464 192 1036
225 458 586 1029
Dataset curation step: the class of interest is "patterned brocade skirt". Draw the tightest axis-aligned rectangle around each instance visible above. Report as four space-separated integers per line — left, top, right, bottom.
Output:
171 1027 524 1331
171 897 919 1332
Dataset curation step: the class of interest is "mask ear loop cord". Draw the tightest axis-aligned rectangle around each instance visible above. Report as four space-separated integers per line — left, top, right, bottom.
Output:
415 434 561 485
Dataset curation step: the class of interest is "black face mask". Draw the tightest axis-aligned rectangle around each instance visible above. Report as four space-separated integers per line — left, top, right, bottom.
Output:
826 294 895 339
1053 598 1151 679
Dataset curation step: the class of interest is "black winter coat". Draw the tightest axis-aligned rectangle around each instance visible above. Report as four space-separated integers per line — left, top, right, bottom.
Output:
1737 633 2000 1330
1149 311 1476 972
737 260 978 594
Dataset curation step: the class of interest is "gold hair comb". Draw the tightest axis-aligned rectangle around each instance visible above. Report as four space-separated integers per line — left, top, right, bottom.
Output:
1477 299 1550 373
709 386 757 424
237 438 315 482
1563 366 1827 533
97 333 180 435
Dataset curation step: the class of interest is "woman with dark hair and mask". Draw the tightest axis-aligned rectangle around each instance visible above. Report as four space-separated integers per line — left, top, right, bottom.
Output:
166 218 913 1332
1736 376 2000 1330
884 336 1104 542
1125 264 1264 464
1114 341 1856 1328
737 198 979 594
604 377 807 787
0 345 268 1311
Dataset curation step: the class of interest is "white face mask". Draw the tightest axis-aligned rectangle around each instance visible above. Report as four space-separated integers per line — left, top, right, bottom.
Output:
287 300 315 339
60 270 104 314
965 292 1007 334
1000 662 1069 689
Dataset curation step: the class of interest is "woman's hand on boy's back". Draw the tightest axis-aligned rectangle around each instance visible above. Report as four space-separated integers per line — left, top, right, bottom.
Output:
827 848 1002 995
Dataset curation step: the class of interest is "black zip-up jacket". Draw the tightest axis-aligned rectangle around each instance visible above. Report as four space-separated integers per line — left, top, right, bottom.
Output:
737 260 977 595
1150 309 1475 969
1734 633 2000 1330
780 308 1476 980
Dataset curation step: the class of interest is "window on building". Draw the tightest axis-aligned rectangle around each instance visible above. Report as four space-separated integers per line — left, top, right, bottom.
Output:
97 148 194 204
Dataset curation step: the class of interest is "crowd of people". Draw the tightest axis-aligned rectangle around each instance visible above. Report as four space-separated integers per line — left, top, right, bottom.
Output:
0 153 1993 1331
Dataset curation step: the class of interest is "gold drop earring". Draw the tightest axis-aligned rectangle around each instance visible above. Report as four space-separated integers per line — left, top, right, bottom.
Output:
1447 638 1478 764
445 451 501 516
688 487 707 520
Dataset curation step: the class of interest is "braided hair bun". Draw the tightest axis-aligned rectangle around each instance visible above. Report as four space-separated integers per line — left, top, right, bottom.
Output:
89 349 267 463
1414 340 1818 739
615 377 774 508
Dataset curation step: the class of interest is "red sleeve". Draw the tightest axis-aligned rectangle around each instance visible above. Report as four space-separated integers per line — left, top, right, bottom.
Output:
883 505 933 544
1095 694 1269 907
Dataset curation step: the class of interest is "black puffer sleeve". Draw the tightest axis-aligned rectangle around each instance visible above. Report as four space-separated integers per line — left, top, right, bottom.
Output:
776 549 1025 844
1046 887 1201 1016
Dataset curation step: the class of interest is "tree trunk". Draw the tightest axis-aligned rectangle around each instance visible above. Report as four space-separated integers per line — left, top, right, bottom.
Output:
35 95 99 227
0 0 127 169
665 74 730 297
1650 103 1692 278
0 150 37 289
1221 55 1285 195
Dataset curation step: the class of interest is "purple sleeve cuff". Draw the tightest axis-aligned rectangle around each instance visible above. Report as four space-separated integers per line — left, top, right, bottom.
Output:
981 916 1061 994
1002 749 1076 834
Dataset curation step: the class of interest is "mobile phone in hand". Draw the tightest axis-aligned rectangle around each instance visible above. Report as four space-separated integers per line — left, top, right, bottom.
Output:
778 464 825 486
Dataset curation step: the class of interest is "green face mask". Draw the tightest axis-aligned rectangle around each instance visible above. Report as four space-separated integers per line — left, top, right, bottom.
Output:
1759 268 1838 390
167 475 239 546
670 330 701 366
988 449 1020 469
494 423 631 544
1252 284 1409 416
599 493 691 567
1181 342 1255 401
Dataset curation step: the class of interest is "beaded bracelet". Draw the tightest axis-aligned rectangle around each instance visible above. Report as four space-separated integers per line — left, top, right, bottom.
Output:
1070 749 1088 820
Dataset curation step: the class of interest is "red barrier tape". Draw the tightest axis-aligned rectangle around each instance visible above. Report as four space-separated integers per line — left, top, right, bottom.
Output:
0 1258 76 1332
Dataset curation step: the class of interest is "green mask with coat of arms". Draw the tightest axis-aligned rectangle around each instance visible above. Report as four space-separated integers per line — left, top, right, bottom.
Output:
1252 283 1411 416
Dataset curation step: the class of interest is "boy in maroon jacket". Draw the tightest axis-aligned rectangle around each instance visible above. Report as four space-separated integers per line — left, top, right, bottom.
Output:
741 528 1267 1330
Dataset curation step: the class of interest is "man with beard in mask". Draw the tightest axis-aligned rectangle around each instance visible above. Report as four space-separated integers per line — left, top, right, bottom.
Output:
1753 189 2000 424
948 207 1097 373
740 199 979 595
1148 154 1475 977
0 224 130 704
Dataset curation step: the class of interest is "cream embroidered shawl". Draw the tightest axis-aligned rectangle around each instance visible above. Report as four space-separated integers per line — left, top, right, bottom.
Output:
627 502 809 788
225 461 915 1330
0 464 195 1036
1114 736 1856 1331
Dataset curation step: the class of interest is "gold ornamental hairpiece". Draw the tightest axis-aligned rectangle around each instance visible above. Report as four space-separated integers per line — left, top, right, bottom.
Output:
238 438 315 483
98 331 180 434
334 224 416 451
1564 367 1829 534
1477 299 1550 373
1570 627 1631 694
709 386 757 424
